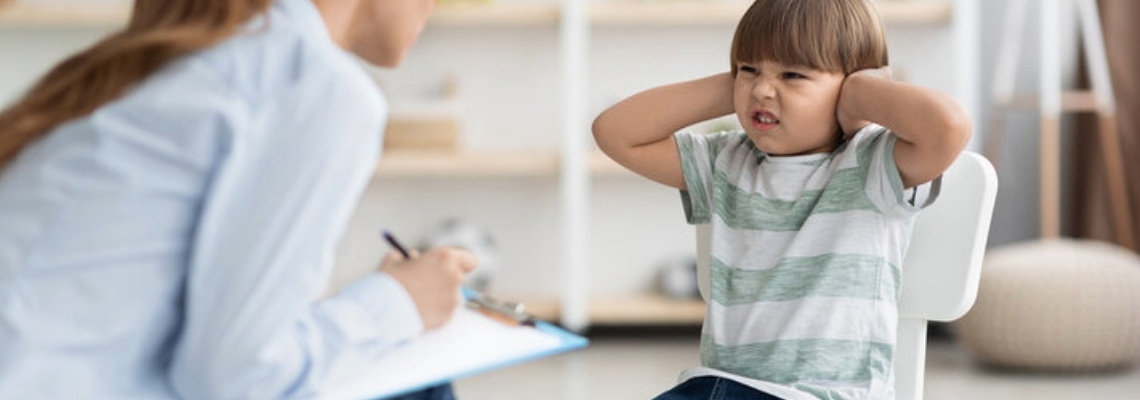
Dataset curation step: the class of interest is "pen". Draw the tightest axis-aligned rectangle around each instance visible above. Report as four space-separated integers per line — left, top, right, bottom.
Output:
382 229 536 327
382 229 412 259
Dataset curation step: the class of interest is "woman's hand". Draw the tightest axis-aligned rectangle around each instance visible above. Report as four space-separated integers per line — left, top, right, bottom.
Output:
837 66 893 138
379 247 478 330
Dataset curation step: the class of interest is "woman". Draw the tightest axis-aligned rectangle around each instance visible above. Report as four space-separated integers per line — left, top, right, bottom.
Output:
0 0 475 399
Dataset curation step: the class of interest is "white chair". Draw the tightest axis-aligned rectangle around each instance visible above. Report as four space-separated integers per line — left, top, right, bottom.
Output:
694 151 999 400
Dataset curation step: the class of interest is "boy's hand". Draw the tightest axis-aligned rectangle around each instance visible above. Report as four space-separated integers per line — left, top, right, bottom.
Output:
837 67 893 138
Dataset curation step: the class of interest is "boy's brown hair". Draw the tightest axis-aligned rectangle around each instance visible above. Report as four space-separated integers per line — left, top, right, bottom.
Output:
731 0 889 75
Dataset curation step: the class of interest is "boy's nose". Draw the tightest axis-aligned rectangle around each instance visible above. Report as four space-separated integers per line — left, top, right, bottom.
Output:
752 79 776 99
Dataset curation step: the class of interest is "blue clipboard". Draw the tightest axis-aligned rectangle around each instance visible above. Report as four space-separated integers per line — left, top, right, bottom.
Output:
320 289 589 400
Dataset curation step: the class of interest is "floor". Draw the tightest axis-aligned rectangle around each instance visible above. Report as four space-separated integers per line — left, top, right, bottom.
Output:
453 332 1140 400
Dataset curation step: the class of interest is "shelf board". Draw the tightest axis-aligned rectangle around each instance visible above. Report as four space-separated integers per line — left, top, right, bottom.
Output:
590 1 953 27
590 1 749 26
375 150 560 178
505 294 706 326
431 3 560 27
0 1 955 29
0 1 560 29
589 149 636 176
375 150 640 178
876 1 955 25
589 295 707 325
0 2 128 28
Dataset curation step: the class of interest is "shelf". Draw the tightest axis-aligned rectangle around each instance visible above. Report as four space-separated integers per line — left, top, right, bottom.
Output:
0 2 559 28
875 1 955 25
431 3 560 27
589 149 636 176
590 0 953 27
0 2 128 28
506 295 706 326
375 150 638 178
589 295 706 325
0 1 955 29
375 150 560 178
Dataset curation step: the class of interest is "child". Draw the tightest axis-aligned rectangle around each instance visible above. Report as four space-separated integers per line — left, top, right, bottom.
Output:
592 0 970 399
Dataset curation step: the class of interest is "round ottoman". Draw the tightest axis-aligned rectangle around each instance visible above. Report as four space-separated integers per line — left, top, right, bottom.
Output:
953 239 1140 371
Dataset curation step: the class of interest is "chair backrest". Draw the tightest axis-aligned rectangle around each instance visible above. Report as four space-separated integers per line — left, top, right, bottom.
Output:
694 151 998 400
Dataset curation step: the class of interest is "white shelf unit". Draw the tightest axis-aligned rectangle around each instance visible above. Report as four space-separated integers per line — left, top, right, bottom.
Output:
0 0 979 331
0 1 559 28
0 1 954 27
562 0 980 332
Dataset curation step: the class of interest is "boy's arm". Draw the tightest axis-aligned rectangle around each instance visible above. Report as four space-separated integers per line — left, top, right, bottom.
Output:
837 69 972 189
592 73 735 190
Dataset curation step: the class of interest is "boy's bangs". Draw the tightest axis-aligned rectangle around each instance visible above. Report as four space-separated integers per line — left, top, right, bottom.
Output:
731 0 888 74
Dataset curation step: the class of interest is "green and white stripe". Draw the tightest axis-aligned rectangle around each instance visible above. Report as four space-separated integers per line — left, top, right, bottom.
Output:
675 126 927 400
706 297 898 345
709 255 901 306
700 335 894 385
706 210 911 272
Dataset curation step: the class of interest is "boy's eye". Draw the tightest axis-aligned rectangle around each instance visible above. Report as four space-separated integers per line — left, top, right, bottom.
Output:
739 65 759 75
782 72 806 79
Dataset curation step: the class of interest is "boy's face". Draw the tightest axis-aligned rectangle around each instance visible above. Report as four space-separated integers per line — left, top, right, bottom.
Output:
733 59 846 156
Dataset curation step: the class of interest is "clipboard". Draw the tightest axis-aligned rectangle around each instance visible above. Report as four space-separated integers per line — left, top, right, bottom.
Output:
320 288 589 400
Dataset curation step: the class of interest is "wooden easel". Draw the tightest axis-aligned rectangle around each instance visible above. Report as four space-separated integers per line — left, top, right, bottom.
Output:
986 0 1135 250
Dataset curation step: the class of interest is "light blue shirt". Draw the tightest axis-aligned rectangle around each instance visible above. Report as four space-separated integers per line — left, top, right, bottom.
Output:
0 1 424 399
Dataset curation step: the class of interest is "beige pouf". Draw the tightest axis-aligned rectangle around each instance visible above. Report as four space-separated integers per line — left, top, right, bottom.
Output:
953 239 1140 371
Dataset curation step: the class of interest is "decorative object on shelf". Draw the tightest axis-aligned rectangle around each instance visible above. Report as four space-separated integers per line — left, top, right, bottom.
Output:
953 239 1140 371
419 218 500 291
383 115 460 152
655 255 700 300
383 75 462 153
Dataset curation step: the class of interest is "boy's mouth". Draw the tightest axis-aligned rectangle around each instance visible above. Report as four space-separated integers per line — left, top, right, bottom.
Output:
752 110 780 131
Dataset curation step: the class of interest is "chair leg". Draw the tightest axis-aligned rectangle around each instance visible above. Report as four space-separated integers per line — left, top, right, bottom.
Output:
894 318 929 400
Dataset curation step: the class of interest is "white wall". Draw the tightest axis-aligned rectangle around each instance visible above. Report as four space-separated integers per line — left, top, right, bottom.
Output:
359 18 972 298
0 2 1080 299
0 28 112 104
977 0 1083 247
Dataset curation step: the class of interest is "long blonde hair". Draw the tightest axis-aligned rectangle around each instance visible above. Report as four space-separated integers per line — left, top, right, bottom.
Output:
731 0 889 75
0 0 273 168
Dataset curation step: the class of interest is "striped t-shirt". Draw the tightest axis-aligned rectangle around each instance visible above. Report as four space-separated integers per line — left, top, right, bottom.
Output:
675 125 934 400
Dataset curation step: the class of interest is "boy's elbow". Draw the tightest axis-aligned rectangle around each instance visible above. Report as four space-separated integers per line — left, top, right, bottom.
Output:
943 106 972 153
592 111 619 156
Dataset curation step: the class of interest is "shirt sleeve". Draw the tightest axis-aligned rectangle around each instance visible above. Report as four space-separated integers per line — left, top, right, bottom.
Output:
166 64 418 399
854 125 938 216
675 130 745 225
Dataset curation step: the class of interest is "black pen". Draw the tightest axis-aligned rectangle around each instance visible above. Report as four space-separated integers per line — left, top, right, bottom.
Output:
382 229 412 259
384 229 536 327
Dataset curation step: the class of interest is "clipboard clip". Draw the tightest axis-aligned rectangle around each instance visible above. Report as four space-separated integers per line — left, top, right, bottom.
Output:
463 288 537 327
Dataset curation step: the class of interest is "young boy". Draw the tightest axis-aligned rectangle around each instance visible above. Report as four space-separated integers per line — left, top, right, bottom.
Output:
592 0 970 399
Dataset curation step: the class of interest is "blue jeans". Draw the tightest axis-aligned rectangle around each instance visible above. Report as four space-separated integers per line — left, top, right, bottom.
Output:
651 377 783 400
384 383 455 400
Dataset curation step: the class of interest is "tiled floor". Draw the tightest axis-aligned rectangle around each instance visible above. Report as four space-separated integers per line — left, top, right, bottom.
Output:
454 334 1140 400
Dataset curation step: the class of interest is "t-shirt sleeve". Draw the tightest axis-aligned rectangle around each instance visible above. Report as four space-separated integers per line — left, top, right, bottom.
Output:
675 130 743 225
855 125 941 215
